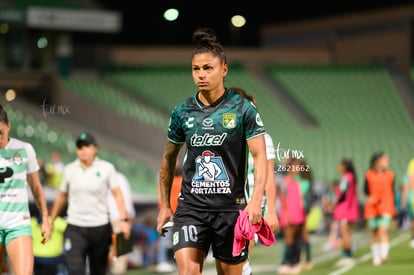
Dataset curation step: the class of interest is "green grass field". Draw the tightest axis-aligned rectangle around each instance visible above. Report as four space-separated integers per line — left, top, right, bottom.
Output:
125 229 413 275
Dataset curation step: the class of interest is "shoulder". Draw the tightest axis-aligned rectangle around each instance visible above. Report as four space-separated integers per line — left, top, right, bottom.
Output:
344 172 354 183
173 93 197 111
9 137 34 150
365 169 374 177
386 170 395 178
227 90 251 106
95 157 116 170
64 160 79 171
95 156 114 167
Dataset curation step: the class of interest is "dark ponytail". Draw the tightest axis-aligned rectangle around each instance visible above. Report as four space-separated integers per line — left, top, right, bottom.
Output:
0 105 9 124
192 27 226 64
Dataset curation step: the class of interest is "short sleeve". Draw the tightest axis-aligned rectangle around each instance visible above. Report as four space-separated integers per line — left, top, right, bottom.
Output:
108 164 120 189
59 166 71 193
244 101 266 140
265 134 276 160
25 143 39 174
167 107 185 144
119 174 136 217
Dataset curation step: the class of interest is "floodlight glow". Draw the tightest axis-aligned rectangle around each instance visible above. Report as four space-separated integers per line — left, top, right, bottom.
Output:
164 8 179 22
0 23 9 34
37 37 48 48
5 89 16 101
231 15 246 28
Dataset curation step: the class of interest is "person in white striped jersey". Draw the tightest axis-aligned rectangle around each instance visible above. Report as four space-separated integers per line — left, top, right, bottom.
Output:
0 104 52 274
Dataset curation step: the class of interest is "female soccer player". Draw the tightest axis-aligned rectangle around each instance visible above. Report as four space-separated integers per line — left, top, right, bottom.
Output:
277 158 306 275
333 158 360 267
156 27 269 275
0 104 51 274
364 152 395 266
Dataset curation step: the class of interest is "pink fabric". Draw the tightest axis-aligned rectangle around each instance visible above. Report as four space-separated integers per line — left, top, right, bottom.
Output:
232 210 276 256
278 176 306 227
333 172 360 222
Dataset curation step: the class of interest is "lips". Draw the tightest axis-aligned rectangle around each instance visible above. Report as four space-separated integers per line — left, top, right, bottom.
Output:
197 82 208 87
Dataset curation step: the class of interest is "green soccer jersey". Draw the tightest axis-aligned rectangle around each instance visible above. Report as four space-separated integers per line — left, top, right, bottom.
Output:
167 89 266 211
0 138 39 229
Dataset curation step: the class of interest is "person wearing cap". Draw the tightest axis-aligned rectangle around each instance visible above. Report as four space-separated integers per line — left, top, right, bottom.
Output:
363 151 395 266
50 132 131 275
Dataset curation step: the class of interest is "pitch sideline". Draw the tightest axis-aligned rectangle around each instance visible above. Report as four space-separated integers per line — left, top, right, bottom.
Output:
328 232 410 275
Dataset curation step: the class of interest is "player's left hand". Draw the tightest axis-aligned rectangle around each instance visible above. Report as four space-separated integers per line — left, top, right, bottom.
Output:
244 201 262 224
265 213 280 233
120 220 131 239
41 219 52 244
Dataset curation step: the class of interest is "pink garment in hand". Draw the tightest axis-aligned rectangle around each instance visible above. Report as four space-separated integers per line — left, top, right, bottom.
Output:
232 210 276 257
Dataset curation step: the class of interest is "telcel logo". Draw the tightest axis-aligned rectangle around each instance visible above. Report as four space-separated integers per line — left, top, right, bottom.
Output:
190 133 227 147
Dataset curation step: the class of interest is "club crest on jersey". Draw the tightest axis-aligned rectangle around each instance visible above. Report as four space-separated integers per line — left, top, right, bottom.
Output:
222 113 236 129
13 153 22 165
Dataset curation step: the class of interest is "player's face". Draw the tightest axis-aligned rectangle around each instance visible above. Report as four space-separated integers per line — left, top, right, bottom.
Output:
0 122 11 148
337 163 345 175
76 144 98 164
377 154 389 170
192 52 228 93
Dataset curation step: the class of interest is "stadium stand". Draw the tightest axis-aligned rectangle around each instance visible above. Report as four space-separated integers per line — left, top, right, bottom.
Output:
2 102 158 195
267 64 414 187
61 76 169 130
102 62 414 191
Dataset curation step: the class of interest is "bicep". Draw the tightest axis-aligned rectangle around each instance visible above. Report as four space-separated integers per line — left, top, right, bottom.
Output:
159 141 183 183
163 141 182 158
267 159 275 179
27 172 41 188
111 186 122 197
247 135 266 158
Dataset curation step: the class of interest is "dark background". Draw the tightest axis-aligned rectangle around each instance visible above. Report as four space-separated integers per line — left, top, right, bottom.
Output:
86 0 414 46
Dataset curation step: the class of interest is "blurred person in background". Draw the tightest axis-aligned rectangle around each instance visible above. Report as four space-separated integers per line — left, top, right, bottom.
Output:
37 156 47 185
322 180 341 251
278 159 314 272
131 213 159 269
230 87 279 275
277 158 306 275
107 172 136 275
333 159 360 267
45 150 64 189
31 205 68 275
156 27 269 275
296 159 314 271
0 104 52 274
50 132 131 275
364 152 395 266
402 156 414 248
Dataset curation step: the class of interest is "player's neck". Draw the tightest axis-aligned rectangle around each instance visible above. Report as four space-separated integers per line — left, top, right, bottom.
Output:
198 87 226 106
80 157 95 168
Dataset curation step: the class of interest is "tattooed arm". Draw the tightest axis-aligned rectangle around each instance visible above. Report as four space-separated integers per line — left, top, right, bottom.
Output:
156 140 183 236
